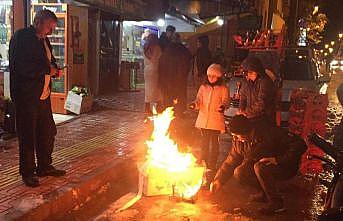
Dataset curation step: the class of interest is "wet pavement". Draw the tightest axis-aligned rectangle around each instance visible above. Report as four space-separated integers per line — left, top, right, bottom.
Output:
0 82 341 220
0 90 150 220
326 72 343 140
93 124 319 221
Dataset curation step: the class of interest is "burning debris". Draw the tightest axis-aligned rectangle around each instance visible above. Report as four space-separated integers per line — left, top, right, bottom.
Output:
116 107 205 212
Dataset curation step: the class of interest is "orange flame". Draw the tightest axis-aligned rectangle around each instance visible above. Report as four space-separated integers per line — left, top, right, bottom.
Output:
145 107 204 199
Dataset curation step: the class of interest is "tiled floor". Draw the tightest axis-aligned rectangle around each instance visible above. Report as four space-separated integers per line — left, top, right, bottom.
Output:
0 85 329 220
0 91 151 216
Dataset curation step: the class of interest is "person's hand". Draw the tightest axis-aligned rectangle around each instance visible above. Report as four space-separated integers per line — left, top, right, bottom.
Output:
218 105 225 113
49 65 58 77
188 103 196 110
259 157 277 165
210 180 222 194
236 110 246 116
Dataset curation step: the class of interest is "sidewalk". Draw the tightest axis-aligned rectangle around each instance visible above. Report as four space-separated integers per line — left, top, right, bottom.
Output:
0 90 150 221
0 87 322 220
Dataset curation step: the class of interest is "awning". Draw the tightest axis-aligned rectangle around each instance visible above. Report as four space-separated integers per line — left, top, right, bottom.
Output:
69 0 165 20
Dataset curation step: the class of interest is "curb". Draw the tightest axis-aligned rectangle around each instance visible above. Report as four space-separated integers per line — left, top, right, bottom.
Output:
1 155 138 221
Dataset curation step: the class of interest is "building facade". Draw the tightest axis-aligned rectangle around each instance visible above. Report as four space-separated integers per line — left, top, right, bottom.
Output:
8 0 164 113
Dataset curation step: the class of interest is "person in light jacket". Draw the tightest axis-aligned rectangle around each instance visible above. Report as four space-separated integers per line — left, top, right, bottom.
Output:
143 33 162 114
189 64 229 170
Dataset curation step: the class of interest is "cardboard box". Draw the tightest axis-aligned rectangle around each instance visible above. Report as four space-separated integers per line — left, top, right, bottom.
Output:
139 164 174 196
64 91 93 114
139 163 205 197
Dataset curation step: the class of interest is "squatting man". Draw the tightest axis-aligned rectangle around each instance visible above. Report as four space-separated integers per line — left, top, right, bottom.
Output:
210 115 307 215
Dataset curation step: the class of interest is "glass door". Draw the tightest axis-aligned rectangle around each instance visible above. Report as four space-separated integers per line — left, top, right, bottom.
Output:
0 0 13 71
48 16 66 94
99 13 120 94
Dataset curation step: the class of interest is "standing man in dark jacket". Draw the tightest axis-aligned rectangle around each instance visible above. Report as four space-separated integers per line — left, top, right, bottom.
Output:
238 56 276 125
210 115 307 214
159 34 191 115
194 35 212 85
9 9 66 187
159 25 176 51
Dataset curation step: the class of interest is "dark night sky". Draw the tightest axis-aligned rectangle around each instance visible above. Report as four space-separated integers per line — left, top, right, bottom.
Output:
321 0 343 42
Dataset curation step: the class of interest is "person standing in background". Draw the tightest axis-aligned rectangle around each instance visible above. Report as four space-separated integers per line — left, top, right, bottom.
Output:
159 32 191 116
194 35 212 87
159 25 176 51
143 33 162 115
238 56 277 126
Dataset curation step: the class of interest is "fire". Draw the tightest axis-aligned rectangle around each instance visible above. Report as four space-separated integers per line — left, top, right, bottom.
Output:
144 107 205 199
115 107 205 213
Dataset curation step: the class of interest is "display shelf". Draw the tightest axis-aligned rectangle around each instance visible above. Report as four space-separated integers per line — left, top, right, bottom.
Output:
51 42 65 46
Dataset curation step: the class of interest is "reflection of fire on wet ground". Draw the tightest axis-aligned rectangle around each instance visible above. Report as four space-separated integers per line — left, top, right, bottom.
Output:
102 105 335 220
114 107 205 214
104 172 321 221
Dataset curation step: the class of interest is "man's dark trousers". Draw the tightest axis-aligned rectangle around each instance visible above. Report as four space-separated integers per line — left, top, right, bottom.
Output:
15 97 57 177
233 160 296 202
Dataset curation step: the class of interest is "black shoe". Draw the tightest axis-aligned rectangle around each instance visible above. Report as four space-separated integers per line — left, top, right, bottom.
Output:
258 199 285 215
37 166 66 177
22 176 40 187
249 192 268 203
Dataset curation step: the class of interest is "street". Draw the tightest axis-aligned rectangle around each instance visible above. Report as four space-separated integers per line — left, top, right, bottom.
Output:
0 84 340 220
1 0 343 220
0 78 342 220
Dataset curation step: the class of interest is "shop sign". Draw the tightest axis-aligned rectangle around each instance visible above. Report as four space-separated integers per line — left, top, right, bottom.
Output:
33 4 67 13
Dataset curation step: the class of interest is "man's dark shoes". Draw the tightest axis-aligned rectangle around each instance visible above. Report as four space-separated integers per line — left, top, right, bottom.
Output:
22 175 40 187
37 166 66 177
258 199 285 215
249 192 268 203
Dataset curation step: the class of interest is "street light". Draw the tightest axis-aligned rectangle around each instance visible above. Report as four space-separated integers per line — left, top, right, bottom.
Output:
157 19 165 27
331 41 335 46
324 52 328 56
217 16 224 26
339 33 343 39
325 44 329 49
329 48 334 53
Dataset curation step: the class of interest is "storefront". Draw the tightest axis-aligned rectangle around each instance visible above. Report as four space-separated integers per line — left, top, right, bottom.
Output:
0 0 13 71
8 0 164 113
120 21 160 88
30 1 89 113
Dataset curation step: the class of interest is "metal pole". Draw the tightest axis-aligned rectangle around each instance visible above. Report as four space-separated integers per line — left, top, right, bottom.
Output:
294 0 299 45
23 0 27 27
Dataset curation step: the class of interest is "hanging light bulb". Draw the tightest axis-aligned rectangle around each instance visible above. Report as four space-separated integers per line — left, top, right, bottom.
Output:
217 17 224 26
157 19 165 27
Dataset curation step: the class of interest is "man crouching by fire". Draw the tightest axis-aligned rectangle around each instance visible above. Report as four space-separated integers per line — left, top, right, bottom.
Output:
210 115 307 215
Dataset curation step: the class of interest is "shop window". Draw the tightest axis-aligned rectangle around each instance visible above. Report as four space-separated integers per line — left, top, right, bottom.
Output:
0 0 12 71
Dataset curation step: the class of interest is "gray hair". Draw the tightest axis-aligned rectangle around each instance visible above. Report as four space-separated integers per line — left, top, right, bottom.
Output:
33 9 57 26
